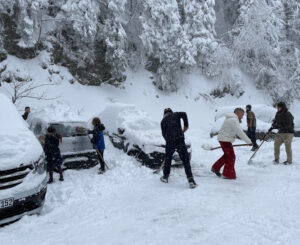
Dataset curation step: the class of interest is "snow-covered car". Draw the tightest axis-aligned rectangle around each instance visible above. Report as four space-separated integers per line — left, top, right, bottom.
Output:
210 104 300 139
0 94 47 225
97 104 192 169
28 119 98 170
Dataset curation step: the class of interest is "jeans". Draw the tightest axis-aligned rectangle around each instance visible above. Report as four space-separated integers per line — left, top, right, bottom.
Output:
97 150 106 171
247 127 258 147
274 133 293 163
163 138 193 179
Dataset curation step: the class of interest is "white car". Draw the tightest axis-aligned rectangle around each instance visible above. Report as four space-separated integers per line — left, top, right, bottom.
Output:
97 104 192 169
0 93 47 225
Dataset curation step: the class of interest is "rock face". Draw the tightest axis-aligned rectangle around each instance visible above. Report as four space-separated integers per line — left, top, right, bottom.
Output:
1 12 37 59
52 40 112 86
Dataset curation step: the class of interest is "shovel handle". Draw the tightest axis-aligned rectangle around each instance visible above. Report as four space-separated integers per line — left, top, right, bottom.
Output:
248 131 272 162
86 134 110 170
210 143 251 151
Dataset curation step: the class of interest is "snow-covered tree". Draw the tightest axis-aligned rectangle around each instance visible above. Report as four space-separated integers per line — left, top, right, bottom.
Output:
232 0 283 73
232 0 299 104
102 0 128 85
184 0 218 74
140 0 195 91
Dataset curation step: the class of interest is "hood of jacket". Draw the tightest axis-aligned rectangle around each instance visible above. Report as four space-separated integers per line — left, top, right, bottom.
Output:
95 124 105 131
277 102 287 113
226 113 238 120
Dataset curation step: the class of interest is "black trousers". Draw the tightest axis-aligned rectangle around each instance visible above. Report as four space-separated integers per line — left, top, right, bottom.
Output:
247 127 258 147
163 138 193 179
97 150 105 171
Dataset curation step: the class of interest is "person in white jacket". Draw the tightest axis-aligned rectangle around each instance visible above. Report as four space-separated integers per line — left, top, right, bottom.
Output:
211 108 252 179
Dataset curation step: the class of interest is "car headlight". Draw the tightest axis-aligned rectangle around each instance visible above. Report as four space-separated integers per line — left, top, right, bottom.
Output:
33 155 46 174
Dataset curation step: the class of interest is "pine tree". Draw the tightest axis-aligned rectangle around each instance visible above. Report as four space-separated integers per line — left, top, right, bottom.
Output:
102 0 128 85
140 0 195 91
184 0 217 74
232 0 283 74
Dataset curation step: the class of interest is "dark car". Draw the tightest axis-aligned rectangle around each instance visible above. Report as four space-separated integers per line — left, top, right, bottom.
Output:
98 104 192 169
108 130 192 169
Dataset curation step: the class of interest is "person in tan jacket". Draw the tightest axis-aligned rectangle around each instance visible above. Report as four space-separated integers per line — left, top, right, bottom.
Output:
246 105 258 151
211 108 252 179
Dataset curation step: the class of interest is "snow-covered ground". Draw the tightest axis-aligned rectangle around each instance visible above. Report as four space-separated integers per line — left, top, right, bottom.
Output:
1 53 300 244
1 136 300 245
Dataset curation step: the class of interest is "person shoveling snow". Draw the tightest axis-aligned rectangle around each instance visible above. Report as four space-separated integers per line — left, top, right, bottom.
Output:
160 108 197 189
77 117 108 174
270 102 294 165
211 108 252 179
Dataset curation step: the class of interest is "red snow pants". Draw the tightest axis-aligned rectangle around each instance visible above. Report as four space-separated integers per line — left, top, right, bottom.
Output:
212 141 236 179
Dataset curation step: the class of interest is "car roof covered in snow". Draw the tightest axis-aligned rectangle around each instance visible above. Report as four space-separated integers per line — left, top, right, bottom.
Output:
0 93 43 170
96 104 165 153
215 104 277 123
211 104 277 135
27 103 87 135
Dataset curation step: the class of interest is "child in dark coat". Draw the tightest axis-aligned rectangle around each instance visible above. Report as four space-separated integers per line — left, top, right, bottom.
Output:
44 126 64 183
88 117 106 174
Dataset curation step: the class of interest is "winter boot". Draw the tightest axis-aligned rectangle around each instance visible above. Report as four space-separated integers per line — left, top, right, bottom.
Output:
283 161 292 165
48 171 54 184
251 146 258 152
58 167 64 181
98 168 106 174
188 178 197 189
160 176 168 183
273 159 279 164
211 168 221 177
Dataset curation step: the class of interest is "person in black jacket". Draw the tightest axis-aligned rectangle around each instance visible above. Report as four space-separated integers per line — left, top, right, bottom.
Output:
269 102 294 164
22 106 30 120
160 108 197 188
44 126 64 183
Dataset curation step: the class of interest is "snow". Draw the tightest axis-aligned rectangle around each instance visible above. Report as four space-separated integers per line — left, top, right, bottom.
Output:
98 103 165 153
0 93 43 171
1 53 300 244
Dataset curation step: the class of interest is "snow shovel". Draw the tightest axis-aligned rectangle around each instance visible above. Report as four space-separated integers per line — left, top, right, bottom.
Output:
248 131 272 165
203 144 251 151
153 160 165 174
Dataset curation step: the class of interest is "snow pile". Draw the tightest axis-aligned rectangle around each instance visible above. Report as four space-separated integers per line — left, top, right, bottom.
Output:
211 104 277 135
0 93 43 170
98 104 164 153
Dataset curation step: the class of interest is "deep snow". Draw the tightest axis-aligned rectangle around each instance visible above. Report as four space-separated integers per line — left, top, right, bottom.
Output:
0 53 300 244
0 93 43 170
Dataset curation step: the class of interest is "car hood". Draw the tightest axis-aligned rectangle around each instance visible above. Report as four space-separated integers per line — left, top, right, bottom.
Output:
0 130 43 171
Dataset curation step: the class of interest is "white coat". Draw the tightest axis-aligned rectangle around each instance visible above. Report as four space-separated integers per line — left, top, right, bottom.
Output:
217 113 252 144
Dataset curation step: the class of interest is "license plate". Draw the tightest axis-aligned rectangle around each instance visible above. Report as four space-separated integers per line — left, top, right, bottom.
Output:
0 197 14 209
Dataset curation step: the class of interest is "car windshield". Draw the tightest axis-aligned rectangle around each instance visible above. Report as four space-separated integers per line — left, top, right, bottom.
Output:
50 122 88 137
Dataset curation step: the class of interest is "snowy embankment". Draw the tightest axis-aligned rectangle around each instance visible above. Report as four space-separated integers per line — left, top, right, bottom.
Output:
1 53 300 244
